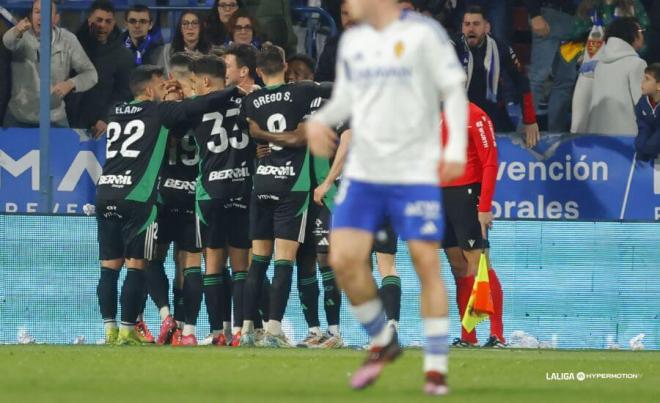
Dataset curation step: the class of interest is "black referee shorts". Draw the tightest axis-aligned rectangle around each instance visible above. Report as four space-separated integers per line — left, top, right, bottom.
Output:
442 183 489 250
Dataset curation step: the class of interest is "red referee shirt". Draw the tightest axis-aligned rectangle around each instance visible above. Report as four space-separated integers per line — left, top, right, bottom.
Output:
441 103 498 213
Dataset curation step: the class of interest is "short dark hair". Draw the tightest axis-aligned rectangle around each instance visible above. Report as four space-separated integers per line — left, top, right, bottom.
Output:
645 64 660 81
225 44 258 80
287 53 315 73
464 5 487 21
192 55 227 80
257 45 285 76
126 4 152 20
129 65 164 96
169 52 195 71
89 0 115 14
605 17 640 46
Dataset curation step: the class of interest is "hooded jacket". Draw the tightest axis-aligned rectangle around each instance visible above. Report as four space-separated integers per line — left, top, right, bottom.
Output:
2 25 98 125
66 25 134 129
585 37 646 136
635 96 660 161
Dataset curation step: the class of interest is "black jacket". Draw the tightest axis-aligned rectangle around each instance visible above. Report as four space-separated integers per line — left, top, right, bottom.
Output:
315 34 340 83
67 25 135 129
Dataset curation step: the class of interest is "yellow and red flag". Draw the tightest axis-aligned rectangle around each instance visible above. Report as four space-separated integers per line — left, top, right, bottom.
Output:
461 253 494 332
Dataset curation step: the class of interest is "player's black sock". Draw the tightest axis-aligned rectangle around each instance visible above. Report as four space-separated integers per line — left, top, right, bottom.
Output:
137 285 148 321
145 260 169 310
203 273 224 332
120 269 146 326
97 267 120 321
298 273 320 329
257 278 271 326
243 255 270 323
379 275 401 322
221 267 232 326
173 283 184 324
183 267 202 326
232 271 247 329
320 266 341 327
269 260 294 322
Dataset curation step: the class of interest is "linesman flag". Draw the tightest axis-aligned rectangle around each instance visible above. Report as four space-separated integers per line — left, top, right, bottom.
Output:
461 252 494 332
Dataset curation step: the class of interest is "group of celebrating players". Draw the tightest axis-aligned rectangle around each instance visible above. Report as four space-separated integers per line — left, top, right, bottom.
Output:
94 0 506 395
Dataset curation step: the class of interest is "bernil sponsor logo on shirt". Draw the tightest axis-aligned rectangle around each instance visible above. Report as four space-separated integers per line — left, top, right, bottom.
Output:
98 172 133 187
256 161 296 178
209 164 251 181
163 178 195 191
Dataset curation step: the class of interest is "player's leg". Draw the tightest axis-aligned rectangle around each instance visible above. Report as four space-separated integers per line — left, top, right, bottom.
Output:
240 197 274 346
116 202 160 345
374 223 401 330
227 200 251 346
388 184 448 395
175 210 203 346
204 247 228 345
444 247 478 347
331 180 399 389
313 206 342 347
96 200 124 344
482 250 505 347
228 246 249 345
295 239 322 347
408 240 450 396
145 208 176 345
263 191 308 347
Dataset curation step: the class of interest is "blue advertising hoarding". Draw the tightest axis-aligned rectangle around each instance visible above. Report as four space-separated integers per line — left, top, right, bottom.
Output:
0 128 658 220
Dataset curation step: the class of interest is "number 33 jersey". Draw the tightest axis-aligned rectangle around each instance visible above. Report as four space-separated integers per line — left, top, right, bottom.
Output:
242 81 330 196
191 95 254 201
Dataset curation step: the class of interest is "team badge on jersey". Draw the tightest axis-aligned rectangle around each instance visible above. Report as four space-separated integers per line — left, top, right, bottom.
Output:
394 40 405 59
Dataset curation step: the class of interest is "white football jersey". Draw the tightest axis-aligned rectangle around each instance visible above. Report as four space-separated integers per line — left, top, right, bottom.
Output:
311 11 467 185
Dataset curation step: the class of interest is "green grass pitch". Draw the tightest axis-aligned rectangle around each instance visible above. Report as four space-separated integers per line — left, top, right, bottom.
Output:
1 346 657 403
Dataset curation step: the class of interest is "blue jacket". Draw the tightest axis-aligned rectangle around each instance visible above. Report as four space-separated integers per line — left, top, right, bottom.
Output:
635 96 660 161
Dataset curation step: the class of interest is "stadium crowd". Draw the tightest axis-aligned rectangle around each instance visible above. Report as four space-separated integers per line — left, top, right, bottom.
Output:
0 0 659 352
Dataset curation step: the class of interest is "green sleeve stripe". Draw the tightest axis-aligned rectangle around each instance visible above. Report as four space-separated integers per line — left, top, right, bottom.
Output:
291 148 311 192
127 126 169 202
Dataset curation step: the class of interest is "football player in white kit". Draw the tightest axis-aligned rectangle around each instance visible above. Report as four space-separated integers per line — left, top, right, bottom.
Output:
306 0 468 395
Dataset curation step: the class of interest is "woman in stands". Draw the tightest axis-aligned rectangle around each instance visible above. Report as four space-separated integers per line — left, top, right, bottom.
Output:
225 10 261 49
205 0 243 46
161 10 211 75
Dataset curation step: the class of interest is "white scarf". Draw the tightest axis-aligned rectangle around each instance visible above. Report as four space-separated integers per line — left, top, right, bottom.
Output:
465 35 500 103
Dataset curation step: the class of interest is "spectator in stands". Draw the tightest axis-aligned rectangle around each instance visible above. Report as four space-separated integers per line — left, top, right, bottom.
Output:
315 0 353 82
205 0 244 46
583 17 646 135
122 4 164 66
2 0 97 128
454 6 540 146
525 0 578 132
226 10 261 48
286 53 315 82
223 43 259 92
452 0 514 45
0 15 11 125
242 0 297 55
161 10 211 75
635 63 660 160
573 1 649 51
67 1 134 136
